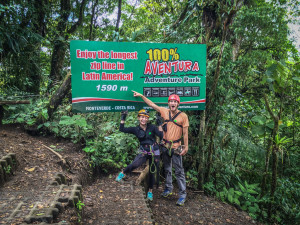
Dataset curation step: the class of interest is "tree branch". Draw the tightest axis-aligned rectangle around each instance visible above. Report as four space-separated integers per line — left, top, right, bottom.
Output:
0 100 30 105
263 93 277 121
171 0 190 29
115 0 122 32
67 0 87 34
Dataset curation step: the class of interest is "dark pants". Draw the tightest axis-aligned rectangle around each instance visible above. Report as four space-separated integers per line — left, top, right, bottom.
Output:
123 153 160 189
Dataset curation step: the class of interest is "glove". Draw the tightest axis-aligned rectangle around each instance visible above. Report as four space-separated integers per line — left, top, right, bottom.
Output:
121 110 128 121
155 112 164 126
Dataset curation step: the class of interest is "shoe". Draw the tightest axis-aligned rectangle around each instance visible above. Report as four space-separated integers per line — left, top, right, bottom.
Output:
176 197 186 206
147 192 153 201
116 172 125 182
161 189 172 197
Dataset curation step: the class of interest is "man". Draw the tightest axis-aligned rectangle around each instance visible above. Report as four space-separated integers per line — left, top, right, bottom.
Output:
133 91 189 206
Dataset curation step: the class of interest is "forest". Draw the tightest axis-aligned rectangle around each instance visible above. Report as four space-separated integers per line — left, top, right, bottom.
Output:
0 0 299 224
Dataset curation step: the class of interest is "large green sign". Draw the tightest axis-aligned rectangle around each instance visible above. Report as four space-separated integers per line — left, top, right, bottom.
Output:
70 41 206 112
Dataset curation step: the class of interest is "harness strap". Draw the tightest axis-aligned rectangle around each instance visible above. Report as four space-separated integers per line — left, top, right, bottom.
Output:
164 111 183 128
162 111 184 156
139 145 160 156
163 138 181 144
149 145 156 174
139 145 157 174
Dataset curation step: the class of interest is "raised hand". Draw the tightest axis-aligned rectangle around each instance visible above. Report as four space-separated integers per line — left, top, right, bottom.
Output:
155 112 164 126
121 110 128 121
132 90 142 97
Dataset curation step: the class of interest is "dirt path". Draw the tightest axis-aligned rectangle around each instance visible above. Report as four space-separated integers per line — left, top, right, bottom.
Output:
81 176 153 225
0 124 89 224
0 124 259 225
150 185 257 224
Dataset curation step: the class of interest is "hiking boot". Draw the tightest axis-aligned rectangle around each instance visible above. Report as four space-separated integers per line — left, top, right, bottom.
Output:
161 189 172 197
115 172 125 182
147 192 153 201
176 197 186 206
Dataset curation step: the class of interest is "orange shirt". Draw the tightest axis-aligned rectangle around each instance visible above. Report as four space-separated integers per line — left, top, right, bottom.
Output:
159 107 189 149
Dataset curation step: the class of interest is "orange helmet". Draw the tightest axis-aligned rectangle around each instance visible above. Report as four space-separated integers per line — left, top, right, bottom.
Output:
168 94 180 104
138 109 149 118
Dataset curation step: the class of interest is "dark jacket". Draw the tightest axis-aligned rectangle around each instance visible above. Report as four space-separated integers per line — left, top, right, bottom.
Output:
119 123 163 148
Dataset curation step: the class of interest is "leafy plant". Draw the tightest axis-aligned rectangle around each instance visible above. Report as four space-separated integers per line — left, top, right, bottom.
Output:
75 199 85 223
237 181 260 219
4 165 12 174
217 187 241 206
86 131 139 173
274 134 292 163
216 181 261 219
39 114 93 143
186 169 198 188
4 98 49 126
76 200 85 211
203 181 217 195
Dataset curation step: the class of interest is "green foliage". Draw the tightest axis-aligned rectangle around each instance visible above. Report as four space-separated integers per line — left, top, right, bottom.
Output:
76 200 85 211
4 165 12 174
258 178 300 224
186 169 198 187
273 178 300 224
203 181 217 195
84 126 139 173
75 199 85 223
250 115 273 137
0 1 44 94
37 113 93 143
3 98 49 126
216 181 261 220
72 111 141 172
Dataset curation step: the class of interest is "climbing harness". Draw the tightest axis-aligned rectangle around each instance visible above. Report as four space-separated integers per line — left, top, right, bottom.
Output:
139 144 159 174
149 145 156 174
162 111 183 141
161 110 185 156
160 139 174 157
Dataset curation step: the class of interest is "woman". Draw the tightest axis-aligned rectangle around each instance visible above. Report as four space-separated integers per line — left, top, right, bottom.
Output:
115 109 163 201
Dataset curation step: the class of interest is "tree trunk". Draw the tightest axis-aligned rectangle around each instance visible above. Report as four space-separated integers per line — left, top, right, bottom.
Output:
233 141 239 166
202 11 236 183
49 40 67 86
262 94 281 221
261 136 272 197
47 71 71 120
197 111 206 190
89 0 99 40
0 106 4 125
33 0 47 37
267 124 279 220
270 147 278 194
232 37 242 61
204 119 218 183
48 0 87 90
